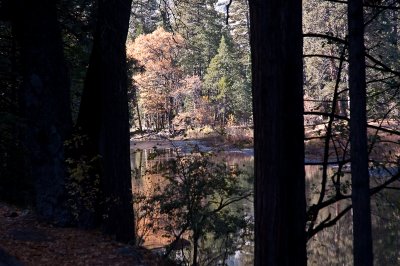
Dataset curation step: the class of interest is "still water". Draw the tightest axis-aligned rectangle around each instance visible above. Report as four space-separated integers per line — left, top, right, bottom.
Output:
305 165 400 266
130 141 400 265
130 141 254 265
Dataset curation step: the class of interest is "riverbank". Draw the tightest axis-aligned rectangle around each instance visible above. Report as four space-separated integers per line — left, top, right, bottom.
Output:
131 126 254 149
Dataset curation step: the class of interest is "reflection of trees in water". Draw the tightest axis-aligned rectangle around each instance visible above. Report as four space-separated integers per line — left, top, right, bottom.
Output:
131 148 175 179
131 148 174 247
372 190 400 266
306 166 353 265
306 165 400 265
307 207 353 265
131 147 254 265
132 149 400 264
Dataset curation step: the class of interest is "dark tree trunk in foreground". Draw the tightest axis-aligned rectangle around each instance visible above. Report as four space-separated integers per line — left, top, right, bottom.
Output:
77 0 134 242
249 0 306 265
348 1 374 265
12 0 72 225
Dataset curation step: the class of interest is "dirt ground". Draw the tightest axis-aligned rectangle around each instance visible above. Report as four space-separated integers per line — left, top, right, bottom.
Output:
0 203 168 266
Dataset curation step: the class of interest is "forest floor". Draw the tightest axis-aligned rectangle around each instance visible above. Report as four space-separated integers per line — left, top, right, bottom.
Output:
0 203 170 266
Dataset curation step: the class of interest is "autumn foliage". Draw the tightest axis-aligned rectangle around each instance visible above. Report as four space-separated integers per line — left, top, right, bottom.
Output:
127 28 206 132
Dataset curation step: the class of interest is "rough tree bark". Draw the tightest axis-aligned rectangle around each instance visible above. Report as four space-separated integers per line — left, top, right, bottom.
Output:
12 0 72 225
76 0 134 242
348 0 374 265
248 0 306 265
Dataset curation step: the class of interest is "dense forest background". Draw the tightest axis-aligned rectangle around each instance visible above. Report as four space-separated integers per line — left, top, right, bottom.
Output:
1 0 400 265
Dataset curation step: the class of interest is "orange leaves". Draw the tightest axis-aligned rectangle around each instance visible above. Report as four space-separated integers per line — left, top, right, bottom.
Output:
127 27 184 71
127 27 204 129
127 28 186 115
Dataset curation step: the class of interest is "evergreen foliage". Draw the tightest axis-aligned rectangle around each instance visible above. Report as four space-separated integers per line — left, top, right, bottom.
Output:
129 0 166 37
203 35 252 125
174 0 224 77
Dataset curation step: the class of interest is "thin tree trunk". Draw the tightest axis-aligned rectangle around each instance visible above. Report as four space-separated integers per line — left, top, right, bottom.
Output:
347 0 374 265
12 0 72 225
136 103 143 132
192 233 199 266
249 0 306 265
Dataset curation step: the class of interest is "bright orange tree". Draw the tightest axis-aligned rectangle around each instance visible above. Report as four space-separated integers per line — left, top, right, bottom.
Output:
127 27 203 132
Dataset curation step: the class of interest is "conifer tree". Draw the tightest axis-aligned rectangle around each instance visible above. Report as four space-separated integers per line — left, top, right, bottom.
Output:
203 35 251 125
175 0 224 77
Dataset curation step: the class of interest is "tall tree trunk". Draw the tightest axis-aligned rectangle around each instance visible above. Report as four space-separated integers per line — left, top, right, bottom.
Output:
249 0 306 265
249 0 307 265
76 0 134 242
12 0 72 225
347 1 374 265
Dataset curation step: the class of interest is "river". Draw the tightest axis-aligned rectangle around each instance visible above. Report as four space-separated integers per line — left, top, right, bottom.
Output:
130 140 400 265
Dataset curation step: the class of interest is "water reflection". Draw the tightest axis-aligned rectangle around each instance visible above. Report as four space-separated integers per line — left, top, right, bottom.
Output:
306 165 400 265
130 144 400 265
131 144 254 265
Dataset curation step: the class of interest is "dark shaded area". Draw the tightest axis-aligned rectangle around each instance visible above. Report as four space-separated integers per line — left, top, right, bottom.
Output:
0 248 23 266
249 0 307 265
348 0 374 265
11 0 73 225
0 0 73 225
0 3 33 206
8 228 52 242
75 0 135 241
1 0 134 243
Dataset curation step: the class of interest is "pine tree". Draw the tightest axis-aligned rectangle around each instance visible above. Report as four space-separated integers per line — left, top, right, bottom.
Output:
174 0 224 77
129 0 180 41
226 0 250 53
203 35 251 125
